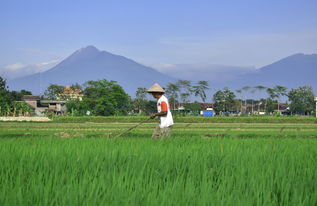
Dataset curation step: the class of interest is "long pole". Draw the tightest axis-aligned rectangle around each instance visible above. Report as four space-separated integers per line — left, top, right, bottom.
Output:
315 97 317 118
112 118 151 138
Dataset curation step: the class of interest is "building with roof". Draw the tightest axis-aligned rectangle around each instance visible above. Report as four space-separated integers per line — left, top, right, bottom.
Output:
23 95 67 116
56 86 84 101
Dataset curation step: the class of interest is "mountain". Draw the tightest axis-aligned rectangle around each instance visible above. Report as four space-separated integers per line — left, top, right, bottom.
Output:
226 53 317 91
7 47 317 97
154 64 255 83
8 46 176 96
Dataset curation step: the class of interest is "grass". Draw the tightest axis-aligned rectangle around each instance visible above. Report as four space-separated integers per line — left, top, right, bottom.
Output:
0 119 317 205
50 115 317 123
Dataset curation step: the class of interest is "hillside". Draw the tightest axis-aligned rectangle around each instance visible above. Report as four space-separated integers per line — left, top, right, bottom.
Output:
8 46 176 96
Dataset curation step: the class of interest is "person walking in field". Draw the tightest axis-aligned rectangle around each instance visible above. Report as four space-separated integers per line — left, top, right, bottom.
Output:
147 83 174 139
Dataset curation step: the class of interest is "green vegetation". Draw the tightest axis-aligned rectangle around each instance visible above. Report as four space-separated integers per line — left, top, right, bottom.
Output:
0 119 317 205
48 116 317 124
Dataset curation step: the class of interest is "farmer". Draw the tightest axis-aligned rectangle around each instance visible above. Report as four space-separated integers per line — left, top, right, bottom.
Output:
147 83 174 139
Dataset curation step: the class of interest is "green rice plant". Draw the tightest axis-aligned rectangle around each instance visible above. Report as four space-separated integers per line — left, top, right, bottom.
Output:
50 116 317 124
0 121 317 205
0 137 317 205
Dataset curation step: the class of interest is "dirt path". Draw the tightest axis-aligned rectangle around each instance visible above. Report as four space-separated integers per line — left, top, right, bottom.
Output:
0 117 51 122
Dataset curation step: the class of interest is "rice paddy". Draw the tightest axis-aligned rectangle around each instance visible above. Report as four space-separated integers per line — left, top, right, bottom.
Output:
0 117 317 205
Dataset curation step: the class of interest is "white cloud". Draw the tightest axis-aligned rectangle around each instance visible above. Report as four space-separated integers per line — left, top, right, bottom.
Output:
3 63 26 71
0 59 61 80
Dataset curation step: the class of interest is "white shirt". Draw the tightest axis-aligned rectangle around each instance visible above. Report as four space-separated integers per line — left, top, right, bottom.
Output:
157 95 174 128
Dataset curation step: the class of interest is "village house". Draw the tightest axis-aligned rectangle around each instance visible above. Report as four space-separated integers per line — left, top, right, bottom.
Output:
56 86 84 101
23 95 67 116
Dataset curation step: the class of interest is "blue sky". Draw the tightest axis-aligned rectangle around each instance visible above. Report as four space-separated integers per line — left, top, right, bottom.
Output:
1 0 317 71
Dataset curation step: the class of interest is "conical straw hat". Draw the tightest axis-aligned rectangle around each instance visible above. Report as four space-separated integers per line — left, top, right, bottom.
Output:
147 83 165 93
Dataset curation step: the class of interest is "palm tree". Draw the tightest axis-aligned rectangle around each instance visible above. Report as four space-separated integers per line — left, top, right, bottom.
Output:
192 81 209 102
266 87 278 113
254 85 267 112
241 86 250 113
176 80 192 105
165 83 180 109
235 89 243 113
273 85 287 112
135 87 147 114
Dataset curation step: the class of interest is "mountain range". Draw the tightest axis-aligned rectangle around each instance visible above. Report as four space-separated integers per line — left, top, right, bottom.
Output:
7 46 317 96
8 46 176 96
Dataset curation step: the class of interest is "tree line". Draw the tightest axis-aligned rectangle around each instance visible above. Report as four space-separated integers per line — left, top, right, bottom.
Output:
0 76 316 116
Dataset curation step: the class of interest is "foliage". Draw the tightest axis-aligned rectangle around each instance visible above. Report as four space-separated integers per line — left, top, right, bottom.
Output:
9 90 32 101
44 84 64 100
192 81 209 102
176 80 192 104
134 87 148 113
143 100 157 115
11 102 33 116
82 79 131 116
265 98 276 114
165 83 180 109
213 87 236 112
288 85 315 115
0 76 12 116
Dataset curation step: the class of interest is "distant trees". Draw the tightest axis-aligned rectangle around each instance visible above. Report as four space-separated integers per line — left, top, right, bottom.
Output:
10 90 32 101
287 86 315 115
192 81 209 102
2 72 316 117
176 80 192 104
66 79 131 116
0 76 33 116
44 84 64 100
213 88 236 113
82 79 131 115
134 87 148 114
165 80 209 109
0 77 11 115
253 85 267 112
273 85 287 111
165 83 180 109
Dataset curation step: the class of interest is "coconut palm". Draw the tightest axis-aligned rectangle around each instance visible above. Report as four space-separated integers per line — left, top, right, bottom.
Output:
192 81 209 103
273 85 287 112
253 85 267 112
241 86 250 113
176 80 192 105
235 89 243 112
165 83 180 109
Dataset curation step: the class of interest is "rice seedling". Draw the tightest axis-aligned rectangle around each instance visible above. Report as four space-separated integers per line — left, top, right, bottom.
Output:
0 119 316 205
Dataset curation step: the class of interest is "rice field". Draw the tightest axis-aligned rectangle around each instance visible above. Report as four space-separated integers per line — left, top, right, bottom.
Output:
0 117 317 205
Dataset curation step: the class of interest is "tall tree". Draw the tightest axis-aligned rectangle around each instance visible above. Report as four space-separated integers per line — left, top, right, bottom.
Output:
241 86 250 112
253 85 267 112
266 87 278 113
176 80 192 104
235 89 243 112
273 85 287 112
10 90 32 101
83 79 131 116
44 84 64 100
213 87 236 114
288 85 315 115
165 83 180 109
71 83 83 91
134 87 148 114
192 81 209 102
0 76 11 116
